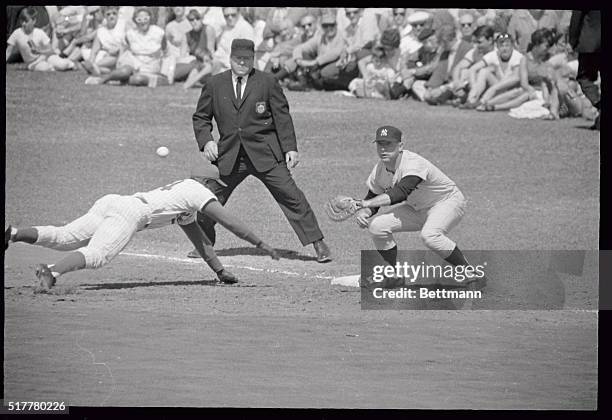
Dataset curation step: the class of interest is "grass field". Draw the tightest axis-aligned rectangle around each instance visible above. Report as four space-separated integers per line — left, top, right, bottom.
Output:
3 67 599 408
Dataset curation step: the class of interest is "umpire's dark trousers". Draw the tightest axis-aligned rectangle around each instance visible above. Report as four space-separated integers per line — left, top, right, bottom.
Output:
197 147 324 246
577 52 600 109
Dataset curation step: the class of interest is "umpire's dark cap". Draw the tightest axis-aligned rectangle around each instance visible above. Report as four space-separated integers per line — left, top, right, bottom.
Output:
373 126 402 142
231 38 255 57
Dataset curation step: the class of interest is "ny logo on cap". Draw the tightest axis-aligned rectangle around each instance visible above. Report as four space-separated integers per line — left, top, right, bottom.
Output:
381 129 388 136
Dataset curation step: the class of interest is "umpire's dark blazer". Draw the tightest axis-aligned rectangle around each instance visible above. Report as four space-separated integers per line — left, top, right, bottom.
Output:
193 68 298 176
568 10 601 53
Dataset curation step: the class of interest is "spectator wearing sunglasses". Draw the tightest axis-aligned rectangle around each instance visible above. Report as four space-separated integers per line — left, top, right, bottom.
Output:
457 11 476 42
462 32 523 107
275 11 346 91
388 8 420 56
90 8 167 87
172 9 216 87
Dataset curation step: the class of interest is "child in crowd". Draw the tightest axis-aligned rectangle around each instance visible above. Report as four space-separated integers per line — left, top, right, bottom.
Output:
6 7 75 72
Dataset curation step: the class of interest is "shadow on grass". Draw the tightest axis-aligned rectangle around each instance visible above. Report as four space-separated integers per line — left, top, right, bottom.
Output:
215 247 319 262
82 279 275 290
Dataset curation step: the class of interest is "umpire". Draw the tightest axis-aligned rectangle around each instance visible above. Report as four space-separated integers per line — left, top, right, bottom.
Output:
569 10 601 130
190 38 332 262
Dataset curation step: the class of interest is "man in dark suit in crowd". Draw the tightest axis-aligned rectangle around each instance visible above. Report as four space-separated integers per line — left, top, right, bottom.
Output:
569 10 600 130
189 38 332 262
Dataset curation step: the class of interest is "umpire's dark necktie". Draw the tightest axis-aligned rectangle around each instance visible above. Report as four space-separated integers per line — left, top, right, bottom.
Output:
236 76 243 101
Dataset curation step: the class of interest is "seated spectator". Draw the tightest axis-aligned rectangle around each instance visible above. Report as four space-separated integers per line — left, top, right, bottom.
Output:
336 8 379 70
256 18 295 72
422 24 473 104
165 7 192 59
55 6 105 66
210 7 255 75
402 11 433 55
91 8 168 87
507 9 564 54
349 33 401 99
463 32 523 107
397 27 440 100
450 25 496 102
6 7 76 71
457 11 476 42
276 11 346 91
388 8 420 56
476 28 561 115
178 9 216 87
82 6 125 76
263 14 318 82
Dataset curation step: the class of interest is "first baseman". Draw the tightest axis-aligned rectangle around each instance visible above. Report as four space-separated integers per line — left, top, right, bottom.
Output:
5 168 279 289
355 125 485 287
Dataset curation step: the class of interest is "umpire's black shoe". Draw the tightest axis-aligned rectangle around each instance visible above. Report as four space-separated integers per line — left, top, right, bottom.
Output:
187 248 200 258
313 240 332 263
5 225 11 250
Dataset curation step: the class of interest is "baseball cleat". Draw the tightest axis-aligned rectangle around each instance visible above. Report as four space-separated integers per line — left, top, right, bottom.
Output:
5 225 11 250
217 269 238 284
35 264 57 289
313 240 332 263
187 248 200 258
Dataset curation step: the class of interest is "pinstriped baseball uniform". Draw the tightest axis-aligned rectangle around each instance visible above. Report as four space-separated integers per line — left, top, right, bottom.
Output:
366 150 466 257
34 179 217 269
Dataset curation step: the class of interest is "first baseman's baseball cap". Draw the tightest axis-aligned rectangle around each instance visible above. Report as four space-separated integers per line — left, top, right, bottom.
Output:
373 126 402 142
231 39 255 57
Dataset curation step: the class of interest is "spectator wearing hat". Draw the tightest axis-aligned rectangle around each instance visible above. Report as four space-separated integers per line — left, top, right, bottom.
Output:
397 26 439 99
190 38 332 263
404 10 432 53
82 6 126 76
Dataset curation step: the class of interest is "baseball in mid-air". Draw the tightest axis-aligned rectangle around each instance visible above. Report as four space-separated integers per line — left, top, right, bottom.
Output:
156 146 169 158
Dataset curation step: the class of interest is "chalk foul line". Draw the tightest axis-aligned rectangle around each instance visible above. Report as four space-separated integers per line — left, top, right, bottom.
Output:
120 251 333 280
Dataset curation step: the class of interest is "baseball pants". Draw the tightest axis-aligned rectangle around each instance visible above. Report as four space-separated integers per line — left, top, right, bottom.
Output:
197 149 324 246
34 194 150 269
367 191 466 258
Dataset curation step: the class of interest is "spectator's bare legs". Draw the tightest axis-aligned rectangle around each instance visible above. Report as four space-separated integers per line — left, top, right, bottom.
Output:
99 65 134 84
183 61 213 89
485 86 524 105
480 75 519 104
467 67 497 104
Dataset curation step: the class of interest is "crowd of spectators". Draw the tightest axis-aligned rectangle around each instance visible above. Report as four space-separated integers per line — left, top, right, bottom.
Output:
6 6 600 125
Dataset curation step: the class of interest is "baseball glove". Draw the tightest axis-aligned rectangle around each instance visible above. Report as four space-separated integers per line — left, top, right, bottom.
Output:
325 195 362 222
